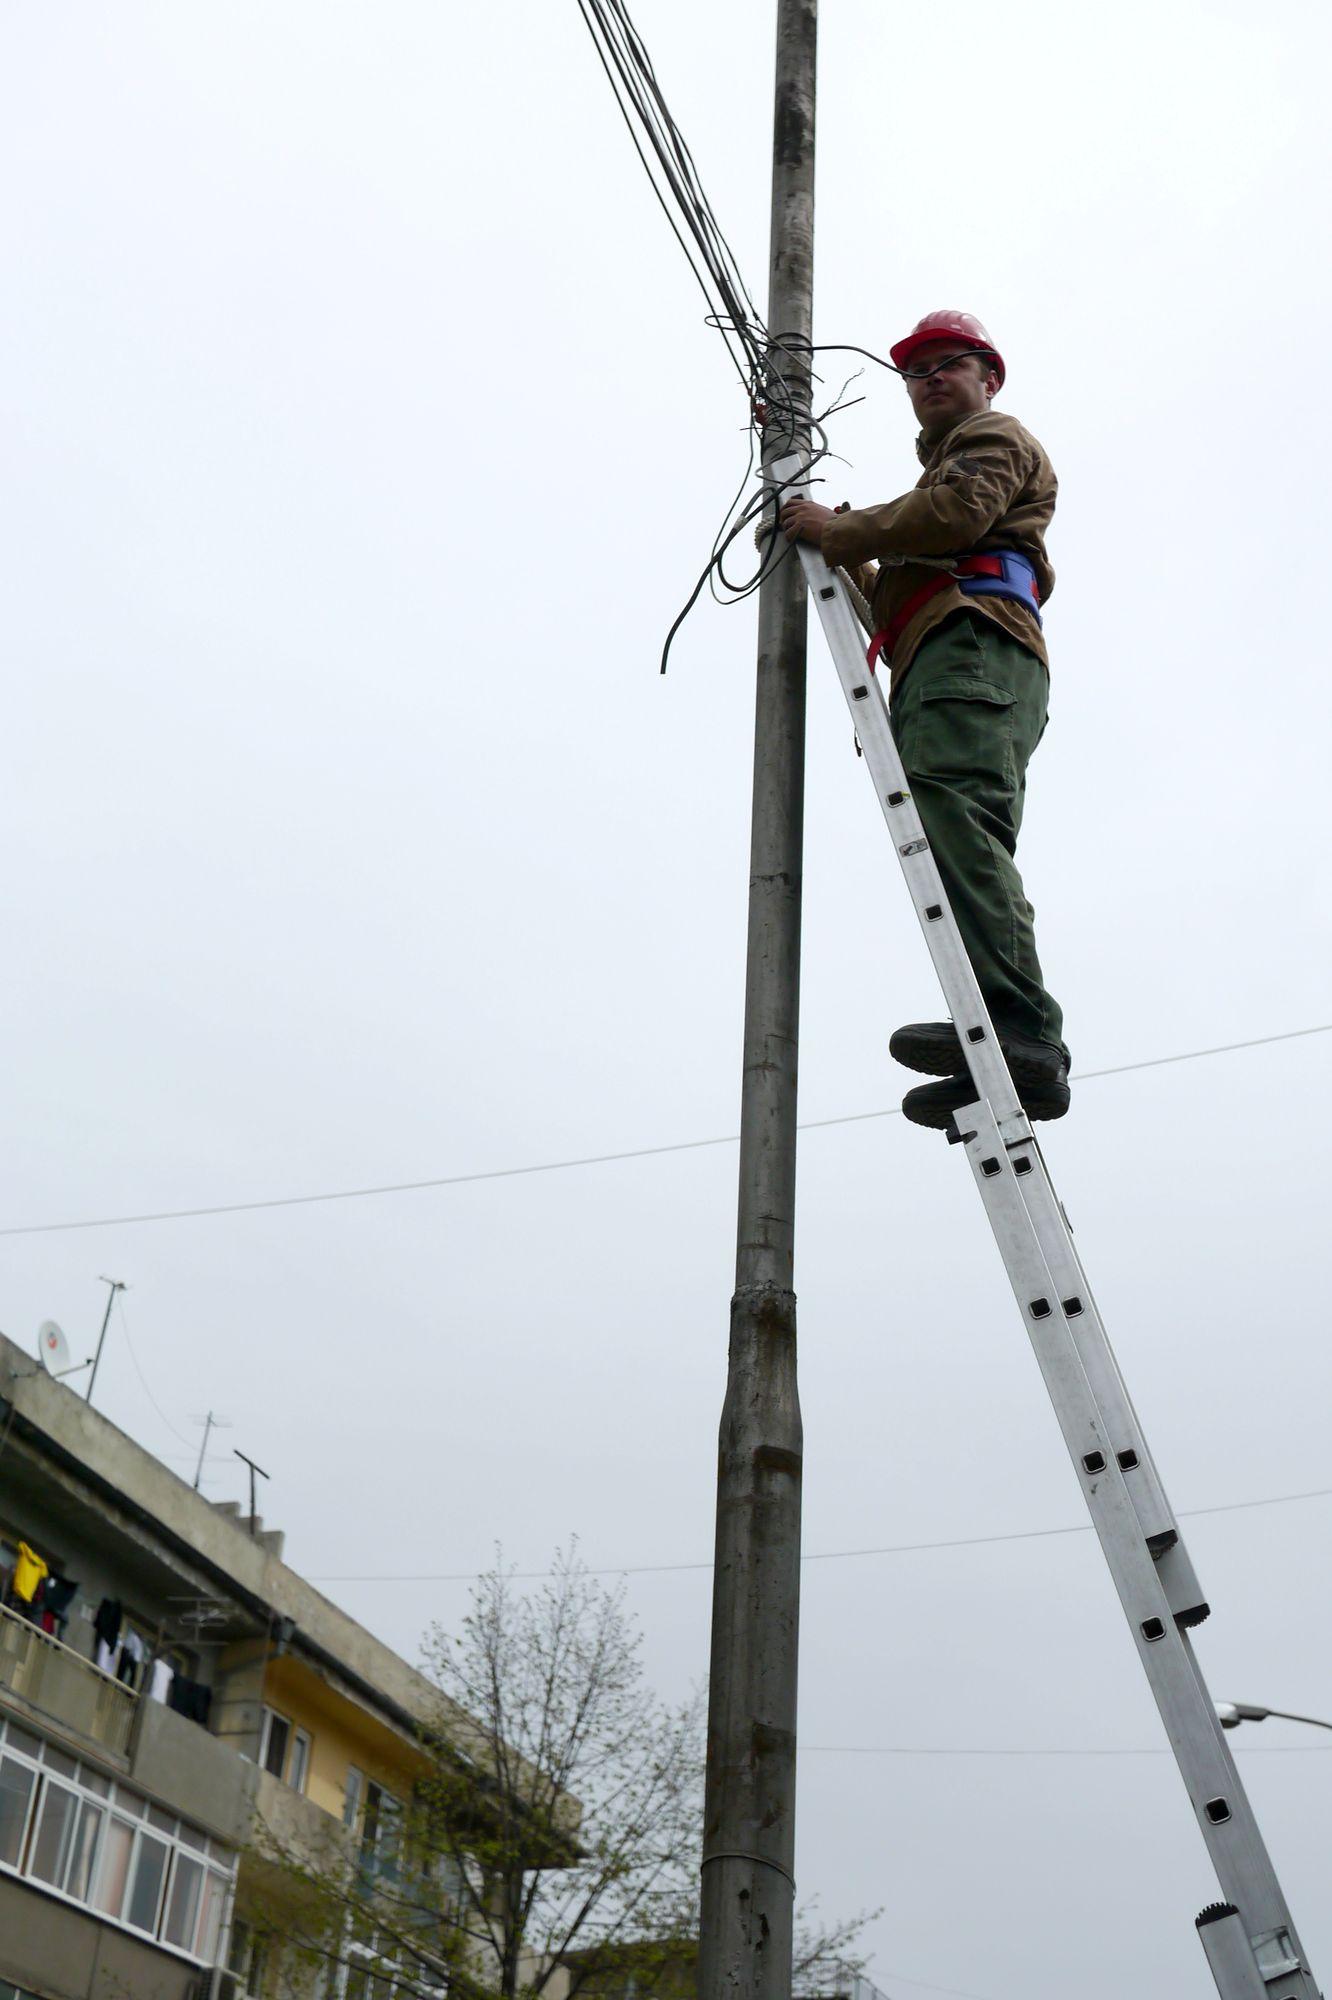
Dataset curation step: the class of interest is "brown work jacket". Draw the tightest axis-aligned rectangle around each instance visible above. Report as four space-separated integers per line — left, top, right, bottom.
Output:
819 407 1057 692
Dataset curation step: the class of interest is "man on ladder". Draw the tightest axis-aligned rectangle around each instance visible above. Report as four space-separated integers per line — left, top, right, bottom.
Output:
780 309 1070 1130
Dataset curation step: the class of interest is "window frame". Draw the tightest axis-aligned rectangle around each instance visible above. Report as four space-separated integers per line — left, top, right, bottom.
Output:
64 1797 105 1902
344 1762 365 1829
161 1843 206 1952
335 1934 449 2000
91 1809 137 1918
0 1718 234 1968
194 1860 231 1964
288 1725 312 1795
122 1821 171 1936
228 1917 270 1996
26 1774 81 1889
258 1704 293 1782
360 1779 403 1859
0 1753 38 1872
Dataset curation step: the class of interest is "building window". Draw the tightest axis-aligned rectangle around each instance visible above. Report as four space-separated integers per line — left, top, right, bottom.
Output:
334 1935 448 2000
360 1780 401 1861
288 1726 311 1795
28 1777 80 1888
66 1800 103 1901
92 1814 134 1915
0 1715 233 1965
124 1826 170 1933
0 1756 36 1868
229 1918 270 1998
434 1847 465 1917
343 1769 402 1878
162 1849 205 1950
195 1861 229 1963
259 1706 292 1781
343 1764 364 1829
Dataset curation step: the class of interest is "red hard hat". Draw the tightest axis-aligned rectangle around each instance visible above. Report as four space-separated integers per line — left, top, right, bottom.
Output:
890 309 1005 387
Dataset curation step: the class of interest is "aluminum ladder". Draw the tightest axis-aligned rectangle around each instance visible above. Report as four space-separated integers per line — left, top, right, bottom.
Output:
774 453 1323 2000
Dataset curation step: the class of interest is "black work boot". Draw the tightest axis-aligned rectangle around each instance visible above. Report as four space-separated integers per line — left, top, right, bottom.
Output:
891 1021 1068 1087
901 1064 1072 1131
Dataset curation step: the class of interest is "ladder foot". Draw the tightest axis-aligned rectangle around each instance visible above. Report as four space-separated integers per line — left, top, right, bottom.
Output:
1176 1600 1211 1629
1146 1529 1178 1558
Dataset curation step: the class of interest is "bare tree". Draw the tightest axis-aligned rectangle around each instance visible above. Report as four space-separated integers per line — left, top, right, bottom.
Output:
244 1547 874 2000
418 1546 702 2000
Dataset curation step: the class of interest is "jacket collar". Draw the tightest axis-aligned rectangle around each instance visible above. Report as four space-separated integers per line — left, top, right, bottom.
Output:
916 407 988 465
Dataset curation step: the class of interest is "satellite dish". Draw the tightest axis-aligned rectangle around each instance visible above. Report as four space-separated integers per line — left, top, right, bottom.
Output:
37 1320 73 1375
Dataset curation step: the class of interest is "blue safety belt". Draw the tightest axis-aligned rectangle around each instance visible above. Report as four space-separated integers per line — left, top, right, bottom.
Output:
957 549 1043 628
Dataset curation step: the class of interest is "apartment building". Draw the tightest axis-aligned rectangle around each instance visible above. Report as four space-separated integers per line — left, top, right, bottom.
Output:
0 1327 504 2000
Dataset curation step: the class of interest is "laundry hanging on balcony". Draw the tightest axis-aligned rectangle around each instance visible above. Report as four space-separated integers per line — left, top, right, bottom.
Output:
11 1541 48 1604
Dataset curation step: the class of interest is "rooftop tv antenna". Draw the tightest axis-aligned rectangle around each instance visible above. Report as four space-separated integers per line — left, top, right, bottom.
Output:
189 1409 232 1490
86 1277 128 1405
234 1448 270 1540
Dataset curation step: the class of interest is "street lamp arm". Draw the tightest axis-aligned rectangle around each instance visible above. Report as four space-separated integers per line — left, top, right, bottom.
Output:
1218 1700 1332 1733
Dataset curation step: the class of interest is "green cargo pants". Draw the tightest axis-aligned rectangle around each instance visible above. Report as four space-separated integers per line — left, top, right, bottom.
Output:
890 610 1067 1059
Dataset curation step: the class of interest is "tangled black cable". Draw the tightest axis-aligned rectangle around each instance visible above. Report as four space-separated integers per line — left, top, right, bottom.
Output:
656 369 868 676
575 0 849 671
574 2 997 673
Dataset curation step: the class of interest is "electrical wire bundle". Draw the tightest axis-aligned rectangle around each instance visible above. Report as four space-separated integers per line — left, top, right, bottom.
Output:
574 0 859 671
573 0 767 391
578 3 1009 669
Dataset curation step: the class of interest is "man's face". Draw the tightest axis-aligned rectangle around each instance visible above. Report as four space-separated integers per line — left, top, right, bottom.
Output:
902 341 998 429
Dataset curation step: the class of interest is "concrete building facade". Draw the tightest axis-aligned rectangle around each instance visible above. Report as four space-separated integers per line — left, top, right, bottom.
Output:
0 1328 495 2000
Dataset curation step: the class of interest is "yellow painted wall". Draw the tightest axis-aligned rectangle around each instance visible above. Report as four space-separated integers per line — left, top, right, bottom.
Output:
260 1651 430 1826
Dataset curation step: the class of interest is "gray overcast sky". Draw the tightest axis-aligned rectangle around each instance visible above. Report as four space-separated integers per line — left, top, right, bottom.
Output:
3 3 1331 1995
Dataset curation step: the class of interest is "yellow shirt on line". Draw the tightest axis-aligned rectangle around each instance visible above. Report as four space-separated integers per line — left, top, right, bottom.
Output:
12 1542 49 1604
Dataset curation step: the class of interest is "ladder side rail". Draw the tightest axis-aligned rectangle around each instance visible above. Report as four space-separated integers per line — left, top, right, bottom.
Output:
1176 1630 1317 1994
1021 1150 1212 1619
964 1110 1191 1575
1007 1145 1207 1619
1024 1131 1187 1506
957 1104 1319 1998
785 516 1184 1555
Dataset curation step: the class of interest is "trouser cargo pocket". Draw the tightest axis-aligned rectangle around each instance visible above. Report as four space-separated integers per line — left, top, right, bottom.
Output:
909 675 1018 808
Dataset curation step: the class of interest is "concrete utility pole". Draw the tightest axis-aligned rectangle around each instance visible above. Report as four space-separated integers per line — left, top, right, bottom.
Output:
700 7 816 2000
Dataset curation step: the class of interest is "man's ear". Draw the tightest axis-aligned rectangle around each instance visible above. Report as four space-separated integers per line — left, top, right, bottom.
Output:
984 366 1001 401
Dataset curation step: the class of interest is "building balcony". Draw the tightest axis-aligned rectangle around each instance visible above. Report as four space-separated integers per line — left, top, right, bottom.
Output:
0 1598 136 1758
253 1762 350 1872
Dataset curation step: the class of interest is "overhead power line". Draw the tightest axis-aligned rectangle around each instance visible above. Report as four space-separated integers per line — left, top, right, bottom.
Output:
868 1976 998 2000
114 1294 195 1450
306 1481 1332 1584
0 1023 1324 1239
801 1742 1332 1758
574 0 765 389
